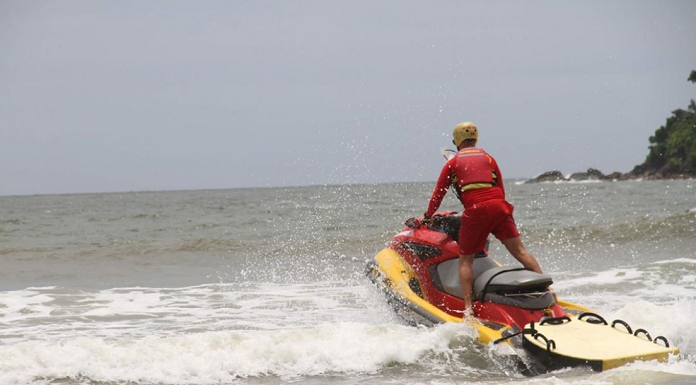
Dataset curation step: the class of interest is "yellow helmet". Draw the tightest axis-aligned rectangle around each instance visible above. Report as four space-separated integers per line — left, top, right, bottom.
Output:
452 121 478 147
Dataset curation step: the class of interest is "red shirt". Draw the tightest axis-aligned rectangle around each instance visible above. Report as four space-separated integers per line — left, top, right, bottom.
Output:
425 148 506 217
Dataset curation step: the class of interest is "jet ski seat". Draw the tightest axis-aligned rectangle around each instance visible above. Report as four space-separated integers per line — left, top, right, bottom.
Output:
474 267 553 296
433 258 556 310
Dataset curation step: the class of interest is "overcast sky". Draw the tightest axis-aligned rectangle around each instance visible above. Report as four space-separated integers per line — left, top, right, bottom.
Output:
1 1 695 196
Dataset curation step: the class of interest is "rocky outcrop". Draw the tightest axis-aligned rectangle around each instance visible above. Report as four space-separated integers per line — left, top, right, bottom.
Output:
620 164 696 180
568 168 604 181
601 172 623 181
527 168 610 183
527 171 566 183
526 165 695 183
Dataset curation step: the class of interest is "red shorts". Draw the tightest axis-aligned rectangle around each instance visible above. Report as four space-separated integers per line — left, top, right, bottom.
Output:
458 199 520 255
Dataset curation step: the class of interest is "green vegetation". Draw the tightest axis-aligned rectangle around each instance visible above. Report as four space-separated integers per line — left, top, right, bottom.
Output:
645 71 696 173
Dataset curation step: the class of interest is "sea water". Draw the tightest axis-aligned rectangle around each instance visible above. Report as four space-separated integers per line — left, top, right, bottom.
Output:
0 180 695 385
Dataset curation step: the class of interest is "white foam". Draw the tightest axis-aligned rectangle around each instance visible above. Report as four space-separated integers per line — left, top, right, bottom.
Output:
608 299 696 355
610 353 696 376
0 289 55 321
654 258 696 265
491 376 611 385
82 290 166 316
553 267 645 291
566 179 603 184
1 275 694 384
555 259 696 299
0 322 475 385
0 282 403 343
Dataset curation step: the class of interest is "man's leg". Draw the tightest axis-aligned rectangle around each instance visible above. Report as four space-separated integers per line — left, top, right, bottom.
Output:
502 236 557 299
501 237 542 274
458 253 475 312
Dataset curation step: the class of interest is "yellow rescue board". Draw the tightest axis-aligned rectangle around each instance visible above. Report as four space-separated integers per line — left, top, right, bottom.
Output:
524 317 679 371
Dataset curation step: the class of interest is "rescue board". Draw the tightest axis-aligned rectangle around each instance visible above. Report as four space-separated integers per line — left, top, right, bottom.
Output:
522 313 679 371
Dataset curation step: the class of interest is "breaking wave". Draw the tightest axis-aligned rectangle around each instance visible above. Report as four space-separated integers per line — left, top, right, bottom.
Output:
0 323 477 385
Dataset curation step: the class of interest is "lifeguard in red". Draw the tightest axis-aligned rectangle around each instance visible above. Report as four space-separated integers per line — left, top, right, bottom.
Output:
424 147 520 255
425 121 544 311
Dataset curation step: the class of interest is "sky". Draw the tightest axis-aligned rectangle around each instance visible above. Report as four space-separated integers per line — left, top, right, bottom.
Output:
1 1 695 196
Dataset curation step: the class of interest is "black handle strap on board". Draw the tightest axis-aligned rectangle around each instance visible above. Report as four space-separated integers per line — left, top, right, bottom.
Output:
611 319 633 334
653 336 670 348
540 315 571 326
533 332 557 353
578 312 608 325
634 328 653 342
493 316 571 345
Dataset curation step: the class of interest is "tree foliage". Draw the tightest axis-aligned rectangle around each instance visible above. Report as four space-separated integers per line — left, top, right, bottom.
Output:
645 72 696 172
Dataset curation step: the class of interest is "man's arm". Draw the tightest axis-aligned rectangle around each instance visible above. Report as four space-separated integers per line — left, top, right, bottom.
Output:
425 159 455 217
491 156 505 197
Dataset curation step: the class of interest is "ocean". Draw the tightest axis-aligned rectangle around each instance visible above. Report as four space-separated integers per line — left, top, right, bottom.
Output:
1 180 695 385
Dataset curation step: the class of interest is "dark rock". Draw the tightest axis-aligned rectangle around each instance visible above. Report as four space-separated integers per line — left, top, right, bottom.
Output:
620 162 696 180
526 170 567 183
619 165 645 180
569 168 605 181
630 164 647 175
601 172 623 181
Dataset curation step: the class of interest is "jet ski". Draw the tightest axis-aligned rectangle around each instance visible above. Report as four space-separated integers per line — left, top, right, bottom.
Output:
366 211 679 373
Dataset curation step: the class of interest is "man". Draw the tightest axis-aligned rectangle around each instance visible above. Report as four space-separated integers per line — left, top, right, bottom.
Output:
423 122 544 314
